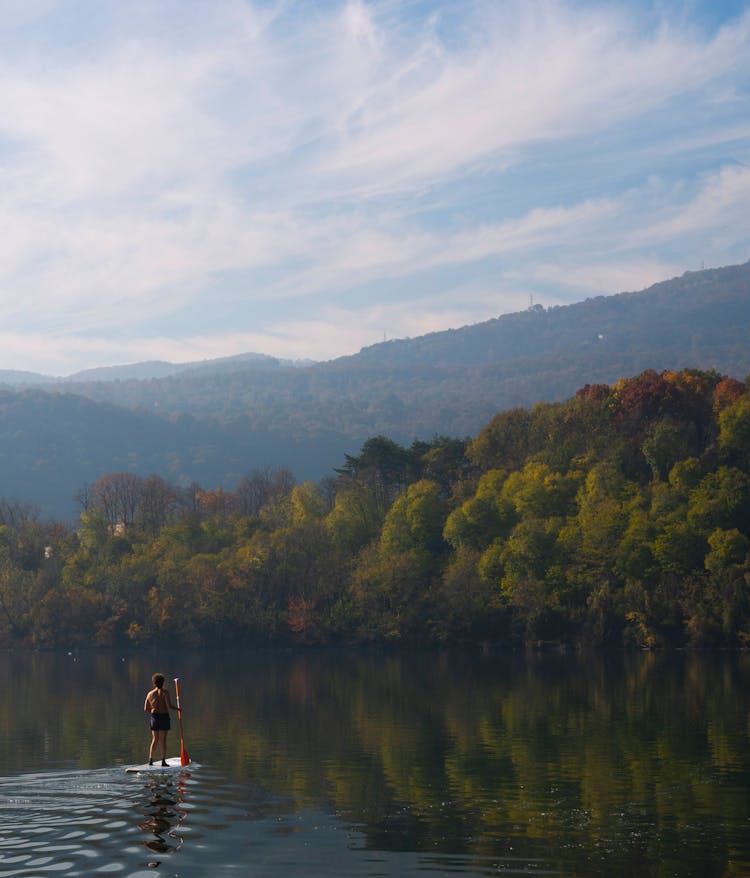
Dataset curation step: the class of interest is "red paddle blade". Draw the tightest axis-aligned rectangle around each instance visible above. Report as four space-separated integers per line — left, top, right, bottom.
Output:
180 747 190 766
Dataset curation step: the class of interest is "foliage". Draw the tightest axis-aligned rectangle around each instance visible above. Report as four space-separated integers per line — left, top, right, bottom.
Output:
0 367 750 649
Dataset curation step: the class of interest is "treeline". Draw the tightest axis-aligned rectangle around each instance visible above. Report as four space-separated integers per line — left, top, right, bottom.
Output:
2 367 750 649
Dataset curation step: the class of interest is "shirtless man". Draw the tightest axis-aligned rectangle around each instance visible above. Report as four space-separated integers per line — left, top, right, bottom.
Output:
144 673 177 766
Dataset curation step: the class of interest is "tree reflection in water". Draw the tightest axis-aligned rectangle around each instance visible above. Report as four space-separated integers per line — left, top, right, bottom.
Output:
2 648 750 876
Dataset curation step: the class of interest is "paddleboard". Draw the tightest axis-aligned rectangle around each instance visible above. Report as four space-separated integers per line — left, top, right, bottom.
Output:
125 757 195 773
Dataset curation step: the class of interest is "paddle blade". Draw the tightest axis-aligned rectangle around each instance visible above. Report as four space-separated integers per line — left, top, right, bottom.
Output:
180 743 190 766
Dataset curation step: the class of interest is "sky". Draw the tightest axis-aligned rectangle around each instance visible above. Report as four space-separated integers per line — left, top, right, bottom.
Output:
0 0 748 376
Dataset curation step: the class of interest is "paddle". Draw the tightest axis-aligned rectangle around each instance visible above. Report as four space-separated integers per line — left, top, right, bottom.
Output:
173 677 191 766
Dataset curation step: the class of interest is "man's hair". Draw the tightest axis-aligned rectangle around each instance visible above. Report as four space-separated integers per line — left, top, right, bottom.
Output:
152 673 165 687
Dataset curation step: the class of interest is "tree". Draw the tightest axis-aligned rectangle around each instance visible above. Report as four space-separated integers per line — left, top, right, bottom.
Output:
713 377 746 413
0 540 38 641
613 370 683 424
501 461 580 519
687 467 750 535
325 484 383 555
431 546 503 641
719 395 750 467
381 480 446 557
349 544 435 641
443 470 513 551
196 488 235 517
498 518 563 640
0 498 38 529
337 436 415 516
290 482 327 525
641 420 693 481
467 408 531 472
92 472 143 528
411 436 471 494
137 474 178 535
530 394 613 473
681 528 750 645
236 467 295 516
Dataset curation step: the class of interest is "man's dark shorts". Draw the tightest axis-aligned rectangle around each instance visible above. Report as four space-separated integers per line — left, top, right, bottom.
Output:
149 712 171 731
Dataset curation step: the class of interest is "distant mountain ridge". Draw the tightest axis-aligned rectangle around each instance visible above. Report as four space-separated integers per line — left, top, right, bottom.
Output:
35 260 750 431
350 260 750 367
0 351 313 385
4 259 748 392
0 259 748 520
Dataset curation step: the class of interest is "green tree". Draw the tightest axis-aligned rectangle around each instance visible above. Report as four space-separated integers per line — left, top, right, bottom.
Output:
719 395 750 467
642 420 693 481
501 461 580 519
290 482 327 524
443 470 513 551
681 527 750 645
467 408 532 471
325 484 382 555
381 480 446 557
498 518 564 640
337 436 414 514
431 546 503 641
349 544 435 641
687 467 750 535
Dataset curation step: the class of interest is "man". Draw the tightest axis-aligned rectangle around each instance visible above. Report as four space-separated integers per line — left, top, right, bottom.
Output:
143 673 177 766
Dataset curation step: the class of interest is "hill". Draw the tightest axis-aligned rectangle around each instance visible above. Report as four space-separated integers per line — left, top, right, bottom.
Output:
353 262 750 371
34 260 750 436
0 260 748 519
0 389 350 521
0 351 295 385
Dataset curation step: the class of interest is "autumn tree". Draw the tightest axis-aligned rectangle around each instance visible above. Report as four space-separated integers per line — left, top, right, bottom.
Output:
236 467 295 516
92 472 143 528
137 474 178 535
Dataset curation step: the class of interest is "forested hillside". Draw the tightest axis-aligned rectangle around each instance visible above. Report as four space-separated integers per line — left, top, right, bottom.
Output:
1 367 749 650
0 260 748 519
33 260 750 436
0 390 350 520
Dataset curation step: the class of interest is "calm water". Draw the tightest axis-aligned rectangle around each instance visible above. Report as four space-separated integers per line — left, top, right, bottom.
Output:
0 648 748 877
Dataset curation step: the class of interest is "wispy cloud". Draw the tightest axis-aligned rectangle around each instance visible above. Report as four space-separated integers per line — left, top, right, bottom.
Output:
0 0 747 373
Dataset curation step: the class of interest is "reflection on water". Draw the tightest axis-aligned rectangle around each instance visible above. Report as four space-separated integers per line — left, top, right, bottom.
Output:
136 775 185 858
0 765 263 877
0 768 181 876
0 648 748 876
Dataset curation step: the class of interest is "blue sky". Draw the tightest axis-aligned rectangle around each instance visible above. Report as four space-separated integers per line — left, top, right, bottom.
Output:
0 0 748 375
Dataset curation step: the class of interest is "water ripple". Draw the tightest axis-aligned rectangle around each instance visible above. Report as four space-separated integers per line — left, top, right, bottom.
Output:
2 764 548 877
0 765 260 877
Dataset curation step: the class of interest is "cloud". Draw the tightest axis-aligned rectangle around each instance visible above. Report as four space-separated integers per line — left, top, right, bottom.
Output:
0 0 747 373
312 2 750 193
626 164 750 249
526 260 687 301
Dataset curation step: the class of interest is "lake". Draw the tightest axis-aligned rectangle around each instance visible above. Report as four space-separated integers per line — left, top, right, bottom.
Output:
0 647 748 877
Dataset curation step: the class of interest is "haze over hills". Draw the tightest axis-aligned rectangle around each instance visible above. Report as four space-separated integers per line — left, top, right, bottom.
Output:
27 260 750 431
0 351 309 385
0 260 748 520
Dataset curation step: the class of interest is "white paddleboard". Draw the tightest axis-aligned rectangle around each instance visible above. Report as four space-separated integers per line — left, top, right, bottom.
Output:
125 757 195 773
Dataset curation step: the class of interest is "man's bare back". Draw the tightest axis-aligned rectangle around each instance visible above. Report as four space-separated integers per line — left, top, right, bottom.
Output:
144 686 175 714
